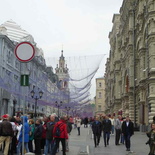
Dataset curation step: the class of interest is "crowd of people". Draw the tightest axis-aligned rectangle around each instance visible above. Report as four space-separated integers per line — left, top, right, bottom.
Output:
0 113 84 155
1 113 155 155
91 115 134 152
91 114 155 155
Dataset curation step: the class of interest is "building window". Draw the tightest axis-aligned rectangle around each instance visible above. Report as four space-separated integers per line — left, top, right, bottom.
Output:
99 82 102 88
14 75 18 81
15 60 19 69
7 50 11 64
99 92 102 98
98 105 101 111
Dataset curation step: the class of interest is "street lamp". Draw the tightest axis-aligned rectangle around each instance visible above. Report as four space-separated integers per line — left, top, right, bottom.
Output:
65 106 70 116
31 89 43 121
72 109 76 117
55 101 62 118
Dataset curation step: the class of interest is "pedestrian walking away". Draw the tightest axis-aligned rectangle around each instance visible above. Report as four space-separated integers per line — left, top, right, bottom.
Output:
122 116 134 152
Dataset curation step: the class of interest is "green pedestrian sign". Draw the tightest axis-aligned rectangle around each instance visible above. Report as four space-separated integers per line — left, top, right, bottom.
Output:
20 75 29 86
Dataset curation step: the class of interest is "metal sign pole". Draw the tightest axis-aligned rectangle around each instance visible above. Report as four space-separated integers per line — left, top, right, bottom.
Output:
22 64 29 155
14 42 35 155
22 89 26 155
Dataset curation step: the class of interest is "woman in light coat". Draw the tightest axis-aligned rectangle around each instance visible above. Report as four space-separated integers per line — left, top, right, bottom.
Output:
76 117 82 136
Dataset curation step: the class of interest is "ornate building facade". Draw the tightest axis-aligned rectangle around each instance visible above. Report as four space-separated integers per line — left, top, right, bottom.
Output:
95 77 106 115
55 50 69 91
0 20 59 117
105 0 155 130
55 50 70 116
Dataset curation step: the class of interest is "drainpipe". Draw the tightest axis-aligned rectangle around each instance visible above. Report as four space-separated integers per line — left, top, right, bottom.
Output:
145 5 150 131
132 1 137 129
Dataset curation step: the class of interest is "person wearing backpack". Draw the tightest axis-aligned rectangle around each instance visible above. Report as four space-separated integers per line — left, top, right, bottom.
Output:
52 116 68 155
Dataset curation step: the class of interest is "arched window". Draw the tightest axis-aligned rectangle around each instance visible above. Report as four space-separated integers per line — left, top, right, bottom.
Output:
99 92 102 98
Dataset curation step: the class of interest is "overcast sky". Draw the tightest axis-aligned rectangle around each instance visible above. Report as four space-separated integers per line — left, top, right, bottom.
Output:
0 0 123 98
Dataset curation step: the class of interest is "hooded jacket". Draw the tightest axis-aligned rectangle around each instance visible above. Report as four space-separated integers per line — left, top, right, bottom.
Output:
18 116 30 142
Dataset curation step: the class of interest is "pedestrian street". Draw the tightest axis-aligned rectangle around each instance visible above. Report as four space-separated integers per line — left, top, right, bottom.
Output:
58 125 149 155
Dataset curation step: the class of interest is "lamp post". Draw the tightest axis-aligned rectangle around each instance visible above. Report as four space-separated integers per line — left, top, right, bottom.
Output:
31 89 43 121
65 106 70 116
55 101 62 118
72 110 76 117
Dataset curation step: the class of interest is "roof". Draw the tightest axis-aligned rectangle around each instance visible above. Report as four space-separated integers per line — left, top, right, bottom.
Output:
96 77 104 80
0 20 31 43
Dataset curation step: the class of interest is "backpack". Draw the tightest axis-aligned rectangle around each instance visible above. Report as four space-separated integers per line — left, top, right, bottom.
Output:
55 123 63 137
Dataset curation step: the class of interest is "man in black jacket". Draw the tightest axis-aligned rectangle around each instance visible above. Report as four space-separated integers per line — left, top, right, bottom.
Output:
34 119 43 155
102 116 112 147
92 116 102 147
0 114 13 155
44 114 55 155
122 116 134 151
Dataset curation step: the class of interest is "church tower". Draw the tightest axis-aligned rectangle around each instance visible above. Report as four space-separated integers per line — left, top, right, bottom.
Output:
55 50 69 90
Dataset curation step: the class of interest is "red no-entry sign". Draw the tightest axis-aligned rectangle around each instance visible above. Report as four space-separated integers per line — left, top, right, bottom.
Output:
14 42 35 62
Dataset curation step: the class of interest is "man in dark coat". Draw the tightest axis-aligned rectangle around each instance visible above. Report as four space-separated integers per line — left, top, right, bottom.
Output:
122 116 134 151
34 119 43 155
44 114 55 155
92 116 102 147
102 115 112 147
0 114 13 155
84 117 88 128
